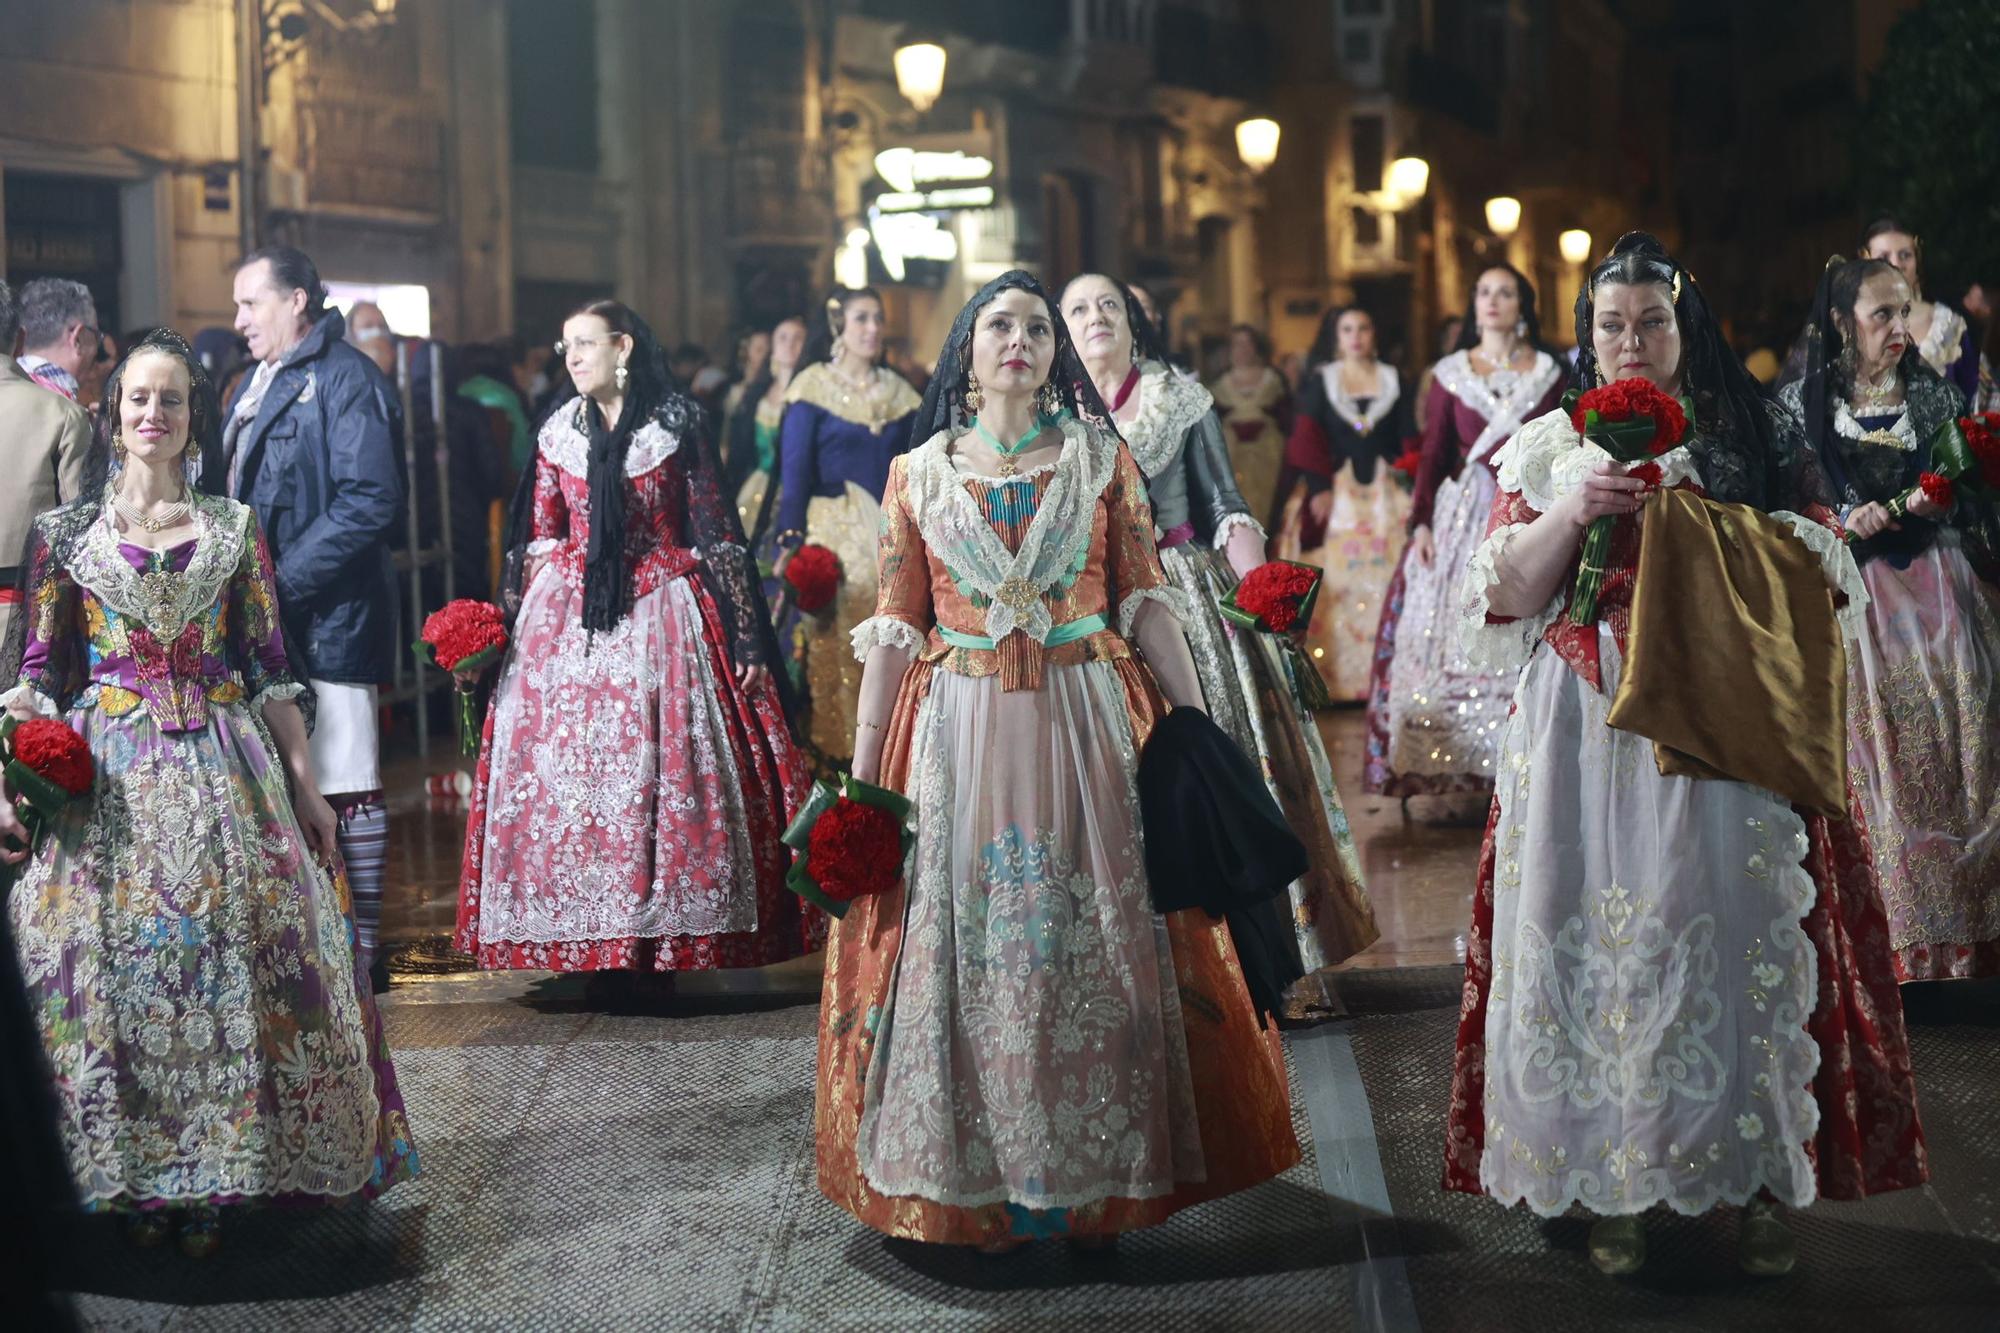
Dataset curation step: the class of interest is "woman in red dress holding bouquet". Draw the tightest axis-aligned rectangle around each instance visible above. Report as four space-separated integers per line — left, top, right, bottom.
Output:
453 300 817 978
1444 234 1925 1277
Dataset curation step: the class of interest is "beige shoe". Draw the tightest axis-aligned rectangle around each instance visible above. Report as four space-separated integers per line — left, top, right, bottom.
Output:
1588 1214 1647 1275
1738 1197 1797 1277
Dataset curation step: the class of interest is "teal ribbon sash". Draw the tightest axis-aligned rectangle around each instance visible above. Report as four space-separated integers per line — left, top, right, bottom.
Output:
937 612 1109 652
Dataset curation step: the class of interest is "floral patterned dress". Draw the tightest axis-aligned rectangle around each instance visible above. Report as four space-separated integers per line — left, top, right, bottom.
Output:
453 401 818 972
1776 374 2000 981
3 493 418 1209
1363 351 1564 796
1441 409 1927 1216
815 418 1298 1244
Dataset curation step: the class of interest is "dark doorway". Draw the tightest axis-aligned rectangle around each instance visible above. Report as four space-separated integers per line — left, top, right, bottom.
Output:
4 171 123 334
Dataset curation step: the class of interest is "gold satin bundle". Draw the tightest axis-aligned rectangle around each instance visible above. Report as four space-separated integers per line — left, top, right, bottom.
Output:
1607 487 1849 816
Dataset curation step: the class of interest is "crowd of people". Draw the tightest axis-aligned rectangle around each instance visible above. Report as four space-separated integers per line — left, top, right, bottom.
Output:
0 211 1994 1293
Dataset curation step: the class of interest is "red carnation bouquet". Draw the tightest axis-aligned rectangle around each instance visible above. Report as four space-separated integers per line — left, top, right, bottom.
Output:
1389 442 1425 490
1 713 93 850
1560 378 1692 622
414 599 510 753
780 773 914 918
1862 411 2000 538
783 543 843 617
1221 559 1332 710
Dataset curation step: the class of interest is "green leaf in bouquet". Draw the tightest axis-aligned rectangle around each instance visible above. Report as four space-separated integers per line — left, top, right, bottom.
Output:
5 757 72 823
1929 416 1975 477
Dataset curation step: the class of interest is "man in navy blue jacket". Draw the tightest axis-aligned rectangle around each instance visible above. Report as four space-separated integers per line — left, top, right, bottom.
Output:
224 245 401 986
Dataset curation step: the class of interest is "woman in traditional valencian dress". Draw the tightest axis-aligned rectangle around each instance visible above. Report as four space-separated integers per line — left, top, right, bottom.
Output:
0 332 417 1258
772 288 921 765
1862 217 1984 404
1206 323 1292 528
816 271 1298 1251
1062 274 1377 1012
1364 266 1564 800
725 314 807 550
453 301 816 979
1274 306 1412 699
1777 256 2000 981
1444 234 1926 1277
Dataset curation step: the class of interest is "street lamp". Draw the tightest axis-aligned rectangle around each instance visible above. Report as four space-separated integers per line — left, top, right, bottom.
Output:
1386 156 1430 208
894 41 947 113
1559 229 1594 265
1235 118 1281 174
1484 196 1521 238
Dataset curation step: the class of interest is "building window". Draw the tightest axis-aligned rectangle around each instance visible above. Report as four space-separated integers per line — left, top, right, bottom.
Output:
1344 0 1385 15
507 0 599 171
1350 114 1385 193
1343 30 1374 64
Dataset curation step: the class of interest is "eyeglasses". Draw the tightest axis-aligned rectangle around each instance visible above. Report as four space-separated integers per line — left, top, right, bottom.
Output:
83 325 110 361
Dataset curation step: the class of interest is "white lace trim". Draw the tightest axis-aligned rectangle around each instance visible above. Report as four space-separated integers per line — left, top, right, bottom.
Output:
1211 512 1267 550
1832 398 1917 451
524 537 560 558
248 680 307 712
848 614 926 662
1320 361 1400 436
1458 521 1560 674
0 685 60 718
62 493 249 641
1430 350 1564 465
904 416 1119 647
1116 585 1192 640
1119 360 1215 479
1919 304 1967 377
1770 511 1871 642
539 400 682 479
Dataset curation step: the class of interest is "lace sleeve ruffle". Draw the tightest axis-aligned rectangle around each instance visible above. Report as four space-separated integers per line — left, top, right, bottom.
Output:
0 684 60 718
1458 522 1560 673
848 614 926 662
1117 585 1192 640
248 680 307 711
1770 510 1872 642
1212 512 1267 550
1497 407 1703 512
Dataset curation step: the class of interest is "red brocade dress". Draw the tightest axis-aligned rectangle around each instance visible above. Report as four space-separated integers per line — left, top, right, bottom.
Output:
453 401 818 971
1441 408 1926 1216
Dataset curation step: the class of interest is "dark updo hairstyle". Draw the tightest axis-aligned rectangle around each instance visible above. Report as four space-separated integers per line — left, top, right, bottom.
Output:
1228 322 1272 364
1058 273 1169 367
914 270 1115 440
1304 305 1373 372
105 328 224 491
1858 215 1922 273
1454 263 1550 354
1573 231 1781 508
800 286 885 370
237 244 328 321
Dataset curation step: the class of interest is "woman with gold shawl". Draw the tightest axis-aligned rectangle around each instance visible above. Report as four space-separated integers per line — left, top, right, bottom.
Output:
1442 234 1926 1278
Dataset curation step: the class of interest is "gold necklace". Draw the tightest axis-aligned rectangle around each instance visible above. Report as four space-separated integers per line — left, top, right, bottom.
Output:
1852 366 1901 412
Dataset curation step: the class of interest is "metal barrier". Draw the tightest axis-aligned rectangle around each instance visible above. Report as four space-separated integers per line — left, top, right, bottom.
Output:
380 339 455 759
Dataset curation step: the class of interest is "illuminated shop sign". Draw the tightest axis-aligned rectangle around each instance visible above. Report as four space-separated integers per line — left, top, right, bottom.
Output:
871 147 995 214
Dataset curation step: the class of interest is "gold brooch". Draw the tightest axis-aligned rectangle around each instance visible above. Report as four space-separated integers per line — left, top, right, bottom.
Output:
994 578 1040 611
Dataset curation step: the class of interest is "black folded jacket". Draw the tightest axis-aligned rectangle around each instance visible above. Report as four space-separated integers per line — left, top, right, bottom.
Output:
1136 706 1309 1025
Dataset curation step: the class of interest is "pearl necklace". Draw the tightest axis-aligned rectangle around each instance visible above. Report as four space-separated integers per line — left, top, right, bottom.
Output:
112 491 191 533
1852 366 1901 412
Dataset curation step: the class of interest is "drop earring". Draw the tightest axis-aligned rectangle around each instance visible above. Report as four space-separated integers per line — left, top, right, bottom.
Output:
964 372 984 416
615 362 629 391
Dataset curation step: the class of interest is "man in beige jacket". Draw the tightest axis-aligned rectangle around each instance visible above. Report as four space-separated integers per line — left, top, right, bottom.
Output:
0 278 94 665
